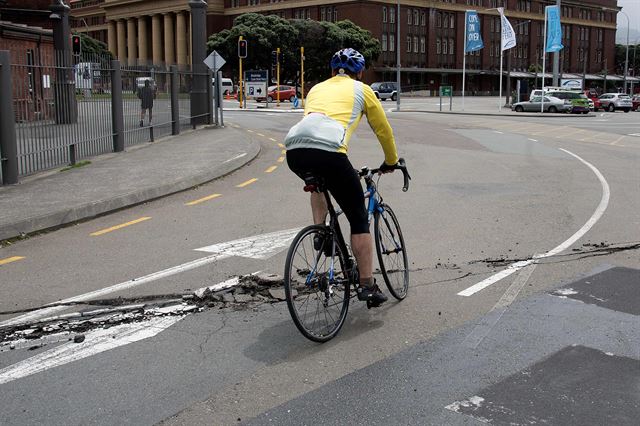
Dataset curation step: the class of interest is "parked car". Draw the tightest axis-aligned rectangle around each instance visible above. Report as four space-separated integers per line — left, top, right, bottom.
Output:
631 94 640 111
584 89 602 111
371 82 398 101
512 96 570 113
256 85 300 102
598 93 632 112
546 91 590 114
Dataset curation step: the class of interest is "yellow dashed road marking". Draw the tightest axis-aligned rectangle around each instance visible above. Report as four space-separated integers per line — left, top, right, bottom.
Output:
270 138 278 143
185 193 222 206
277 142 284 148
0 256 25 266
265 166 277 173
90 217 152 236
281 149 286 154
237 178 258 188
277 156 285 163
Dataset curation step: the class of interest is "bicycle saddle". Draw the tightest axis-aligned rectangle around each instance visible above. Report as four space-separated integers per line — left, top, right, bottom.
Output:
302 173 326 193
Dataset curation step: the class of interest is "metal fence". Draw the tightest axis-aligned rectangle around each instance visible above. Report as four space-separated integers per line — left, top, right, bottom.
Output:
0 49 213 184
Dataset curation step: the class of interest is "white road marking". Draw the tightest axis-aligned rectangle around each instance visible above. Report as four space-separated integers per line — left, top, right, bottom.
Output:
0 316 182 385
628 133 640 137
494 131 504 134
195 227 300 259
458 148 610 296
527 138 538 142
223 152 247 164
1 228 301 327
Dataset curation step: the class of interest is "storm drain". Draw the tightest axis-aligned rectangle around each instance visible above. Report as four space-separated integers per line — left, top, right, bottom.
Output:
446 345 640 425
550 267 640 316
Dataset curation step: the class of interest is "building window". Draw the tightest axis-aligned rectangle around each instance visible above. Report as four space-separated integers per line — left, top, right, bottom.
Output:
231 0 239 7
408 9 412 25
334 7 338 22
320 7 325 21
382 34 387 51
390 34 395 51
436 38 441 54
390 7 395 23
383 7 387 23
413 36 418 53
450 14 454 28
442 38 447 55
420 36 426 53
449 38 454 55
414 10 419 26
443 13 448 28
437 12 442 28
421 12 426 26
407 36 412 52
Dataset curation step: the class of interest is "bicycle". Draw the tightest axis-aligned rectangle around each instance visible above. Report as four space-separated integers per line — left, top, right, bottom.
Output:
283 158 411 342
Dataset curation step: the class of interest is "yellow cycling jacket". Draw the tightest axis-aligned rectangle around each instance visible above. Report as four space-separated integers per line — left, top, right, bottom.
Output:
284 75 399 165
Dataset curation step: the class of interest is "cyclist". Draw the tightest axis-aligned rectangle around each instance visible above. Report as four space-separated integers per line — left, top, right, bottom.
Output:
284 48 399 308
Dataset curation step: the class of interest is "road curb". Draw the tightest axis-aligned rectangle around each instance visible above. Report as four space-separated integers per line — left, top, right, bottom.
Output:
0 133 260 242
393 109 596 118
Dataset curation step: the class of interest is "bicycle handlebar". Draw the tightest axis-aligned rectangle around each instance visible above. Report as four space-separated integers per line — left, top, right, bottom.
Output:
360 157 411 192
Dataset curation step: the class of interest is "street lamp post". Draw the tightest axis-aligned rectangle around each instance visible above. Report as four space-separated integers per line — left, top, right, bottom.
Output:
602 6 630 93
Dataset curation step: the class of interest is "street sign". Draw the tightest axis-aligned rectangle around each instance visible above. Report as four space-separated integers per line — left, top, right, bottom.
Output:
204 50 226 72
244 70 268 99
439 86 452 96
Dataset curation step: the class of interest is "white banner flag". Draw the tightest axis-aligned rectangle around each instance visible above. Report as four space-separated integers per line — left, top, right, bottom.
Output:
498 7 516 51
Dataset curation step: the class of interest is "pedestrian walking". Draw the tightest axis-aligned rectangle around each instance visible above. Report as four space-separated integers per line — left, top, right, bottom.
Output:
138 79 155 127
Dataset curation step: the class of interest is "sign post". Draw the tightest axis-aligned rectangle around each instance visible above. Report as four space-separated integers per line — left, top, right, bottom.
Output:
238 37 247 108
204 50 227 126
276 47 281 107
300 46 305 108
439 86 452 111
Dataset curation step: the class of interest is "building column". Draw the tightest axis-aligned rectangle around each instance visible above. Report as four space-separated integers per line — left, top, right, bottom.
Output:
107 20 117 57
152 14 163 66
138 16 149 66
163 13 175 66
176 11 188 67
127 18 137 66
116 19 126 63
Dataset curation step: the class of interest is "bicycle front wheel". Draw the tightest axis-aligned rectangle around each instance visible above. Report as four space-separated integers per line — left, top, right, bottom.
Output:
283 225 350 342
374 204 409 300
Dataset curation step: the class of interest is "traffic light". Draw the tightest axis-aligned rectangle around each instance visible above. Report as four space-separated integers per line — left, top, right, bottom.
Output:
238 39 247 58
72 35 81 55
271 50 278 66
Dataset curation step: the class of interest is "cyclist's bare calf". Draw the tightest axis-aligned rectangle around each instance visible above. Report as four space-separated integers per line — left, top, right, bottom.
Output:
309 192 373 285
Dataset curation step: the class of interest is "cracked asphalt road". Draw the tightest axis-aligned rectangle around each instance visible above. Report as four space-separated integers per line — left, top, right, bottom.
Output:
1 108 638 425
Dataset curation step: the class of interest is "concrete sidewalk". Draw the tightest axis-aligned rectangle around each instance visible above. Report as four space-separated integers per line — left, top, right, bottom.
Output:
0 126 259 241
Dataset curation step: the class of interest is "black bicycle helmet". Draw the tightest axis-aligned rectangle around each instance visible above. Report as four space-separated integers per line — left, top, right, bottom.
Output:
330 48 365 73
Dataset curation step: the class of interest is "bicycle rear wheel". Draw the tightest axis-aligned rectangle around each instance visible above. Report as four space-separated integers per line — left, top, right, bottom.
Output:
374 204 409 300
284 225 351 342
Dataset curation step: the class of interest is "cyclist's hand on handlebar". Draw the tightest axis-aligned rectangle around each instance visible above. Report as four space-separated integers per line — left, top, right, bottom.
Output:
378 161 396 174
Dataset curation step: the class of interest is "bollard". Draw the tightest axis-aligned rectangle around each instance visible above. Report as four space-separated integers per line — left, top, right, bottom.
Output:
170 65 179 135
0 51 19 184
69 143 76 166
111 60 124 152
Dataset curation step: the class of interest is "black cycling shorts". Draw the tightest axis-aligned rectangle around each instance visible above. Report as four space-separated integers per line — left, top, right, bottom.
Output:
286 148 369 234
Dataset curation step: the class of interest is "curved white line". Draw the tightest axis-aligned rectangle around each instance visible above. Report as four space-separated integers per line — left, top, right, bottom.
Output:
458 148 610 296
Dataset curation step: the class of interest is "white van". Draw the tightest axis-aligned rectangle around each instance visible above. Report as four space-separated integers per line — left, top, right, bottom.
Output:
212 77 234 95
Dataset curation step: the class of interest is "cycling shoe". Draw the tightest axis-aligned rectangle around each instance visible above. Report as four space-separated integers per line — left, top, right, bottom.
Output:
357 284 388 308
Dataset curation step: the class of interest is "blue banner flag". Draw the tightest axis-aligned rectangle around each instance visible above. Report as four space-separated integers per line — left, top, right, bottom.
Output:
464 10 484 53
545 5 564 52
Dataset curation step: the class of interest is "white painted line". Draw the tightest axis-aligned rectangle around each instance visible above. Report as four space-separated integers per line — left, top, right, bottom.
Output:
458 148 610 296
195 227 300 259
0 252 232 327
494 131 504 134
0 316 182 385
222 152 247 164
193 271 260 298
462 264 537 348
628 133 640 137
1 228 300 328
527 138 538 142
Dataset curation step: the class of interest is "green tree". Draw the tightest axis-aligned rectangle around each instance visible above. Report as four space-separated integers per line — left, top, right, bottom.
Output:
207 13 380 85
73 32 113 61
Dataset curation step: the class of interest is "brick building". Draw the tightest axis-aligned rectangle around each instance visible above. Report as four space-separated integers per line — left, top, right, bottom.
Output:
66 0 623 91
0 1 55 121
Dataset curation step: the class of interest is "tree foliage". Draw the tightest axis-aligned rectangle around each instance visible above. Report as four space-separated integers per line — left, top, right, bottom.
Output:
73 32 113 60
207 13 380 84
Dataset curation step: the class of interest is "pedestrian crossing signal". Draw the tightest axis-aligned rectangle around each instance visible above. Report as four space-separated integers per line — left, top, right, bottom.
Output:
72 35 81 55
238 39 247 58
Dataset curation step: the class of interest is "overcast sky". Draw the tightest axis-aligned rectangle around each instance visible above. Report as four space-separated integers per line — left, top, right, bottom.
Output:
617 0 639 31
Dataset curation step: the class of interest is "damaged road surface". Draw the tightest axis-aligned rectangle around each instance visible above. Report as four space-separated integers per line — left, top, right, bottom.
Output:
1 111 639 425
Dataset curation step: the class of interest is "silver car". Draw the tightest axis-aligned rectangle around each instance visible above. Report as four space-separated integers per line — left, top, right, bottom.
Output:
598 93 632 112
512 96 570 113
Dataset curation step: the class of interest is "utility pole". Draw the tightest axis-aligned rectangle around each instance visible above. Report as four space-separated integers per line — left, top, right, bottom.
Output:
552 0 561 87
189 0 208 125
